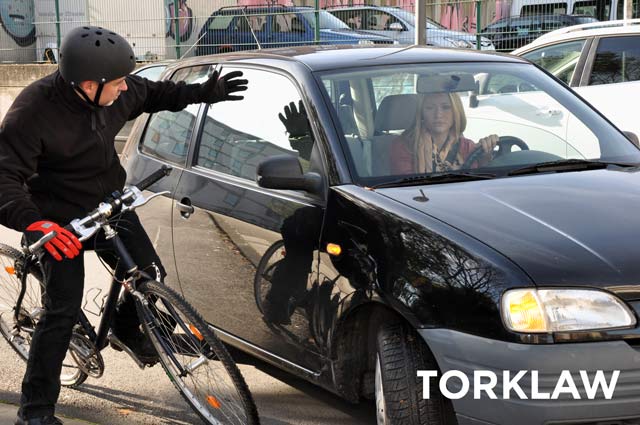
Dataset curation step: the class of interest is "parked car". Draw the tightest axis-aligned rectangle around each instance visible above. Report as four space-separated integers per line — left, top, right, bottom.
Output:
327 5 495 49
114 61 171 153
195 5 393 56
481 13 597 51
512 19 640 141
121 45 640 425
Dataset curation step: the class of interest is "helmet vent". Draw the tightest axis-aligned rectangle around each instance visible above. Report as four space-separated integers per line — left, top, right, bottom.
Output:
83 26 90 30
81 33 89 38
95 40 100 47
96 30 103 35
110 32 116 35
108 38 115 44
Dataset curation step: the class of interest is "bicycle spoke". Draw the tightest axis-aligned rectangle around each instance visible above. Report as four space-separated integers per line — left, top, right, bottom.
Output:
139 280 258 424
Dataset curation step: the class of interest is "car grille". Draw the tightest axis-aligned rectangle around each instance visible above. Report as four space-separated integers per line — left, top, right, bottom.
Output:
373 39 394 44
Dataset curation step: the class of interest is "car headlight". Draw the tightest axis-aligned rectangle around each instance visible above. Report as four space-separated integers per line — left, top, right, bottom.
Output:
502 288 636 333
358 39 375 45
444 37 473 48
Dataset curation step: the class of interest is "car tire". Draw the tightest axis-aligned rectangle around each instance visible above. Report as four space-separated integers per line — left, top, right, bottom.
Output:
375 324 456 425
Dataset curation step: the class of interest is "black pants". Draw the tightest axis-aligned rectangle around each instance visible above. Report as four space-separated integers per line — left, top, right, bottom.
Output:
19 211 165 419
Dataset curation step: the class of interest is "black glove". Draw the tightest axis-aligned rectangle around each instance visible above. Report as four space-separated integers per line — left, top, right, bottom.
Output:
278 101 310 138
200 68 248 103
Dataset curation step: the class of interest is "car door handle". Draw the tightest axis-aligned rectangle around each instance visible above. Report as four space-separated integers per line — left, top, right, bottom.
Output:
176 199 194 219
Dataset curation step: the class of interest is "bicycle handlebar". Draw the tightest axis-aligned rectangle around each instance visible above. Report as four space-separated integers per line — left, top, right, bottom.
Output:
135 165 173 192
24 166 173 254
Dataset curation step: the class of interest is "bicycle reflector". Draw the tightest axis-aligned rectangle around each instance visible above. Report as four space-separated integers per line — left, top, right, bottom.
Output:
326 243 342 256
189 324 204 341
4 266 15 275
207 395 221 409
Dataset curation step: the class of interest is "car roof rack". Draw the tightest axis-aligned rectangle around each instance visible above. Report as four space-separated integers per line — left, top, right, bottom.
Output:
217 3 290 11
537 18 640 40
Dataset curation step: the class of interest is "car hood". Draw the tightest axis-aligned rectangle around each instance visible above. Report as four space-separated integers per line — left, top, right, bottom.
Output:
378 169 640 299
321 28 391 40
426 27 492 43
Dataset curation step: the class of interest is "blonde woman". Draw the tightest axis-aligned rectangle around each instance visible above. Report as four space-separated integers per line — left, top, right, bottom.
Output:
390 92 498 174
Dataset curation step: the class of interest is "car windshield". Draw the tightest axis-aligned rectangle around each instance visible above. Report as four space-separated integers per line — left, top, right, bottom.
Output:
301 10 350 30
318 62 640 186
386 8 444 29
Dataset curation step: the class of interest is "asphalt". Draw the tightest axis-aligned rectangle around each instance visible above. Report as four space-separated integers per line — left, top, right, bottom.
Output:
0 402 96 425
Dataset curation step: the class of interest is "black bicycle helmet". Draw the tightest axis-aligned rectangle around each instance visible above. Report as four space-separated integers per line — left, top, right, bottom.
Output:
59 26 135 86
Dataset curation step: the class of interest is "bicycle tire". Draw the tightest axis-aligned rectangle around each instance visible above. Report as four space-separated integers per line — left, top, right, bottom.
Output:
253 240 286 315
0 243 87 388
136 280 260 425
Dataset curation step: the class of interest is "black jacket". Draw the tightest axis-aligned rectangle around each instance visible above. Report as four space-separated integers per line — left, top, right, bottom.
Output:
0 71 203 231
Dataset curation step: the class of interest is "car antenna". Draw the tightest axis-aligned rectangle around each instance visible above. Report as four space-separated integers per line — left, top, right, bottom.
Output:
241 7 262 50
179 30 209 59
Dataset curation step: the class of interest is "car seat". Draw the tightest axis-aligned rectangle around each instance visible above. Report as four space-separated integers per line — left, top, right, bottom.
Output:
372 94 418 175
236 18 252 32
367 15 378 29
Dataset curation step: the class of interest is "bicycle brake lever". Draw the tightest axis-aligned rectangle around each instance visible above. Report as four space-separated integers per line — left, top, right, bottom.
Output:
121 189 170 213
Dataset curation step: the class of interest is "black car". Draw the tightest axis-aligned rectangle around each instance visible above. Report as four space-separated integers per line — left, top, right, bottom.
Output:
481 14 597 51
121 45 640 424
195 5 393 56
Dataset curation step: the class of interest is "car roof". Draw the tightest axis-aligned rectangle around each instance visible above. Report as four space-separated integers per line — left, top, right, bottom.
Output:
170 45 524 73
513 18 640 53
215 5 316 13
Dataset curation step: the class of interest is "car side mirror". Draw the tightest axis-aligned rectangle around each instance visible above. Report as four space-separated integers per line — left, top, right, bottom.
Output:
389 22 403 31
256 155 322 194
624 131 640 148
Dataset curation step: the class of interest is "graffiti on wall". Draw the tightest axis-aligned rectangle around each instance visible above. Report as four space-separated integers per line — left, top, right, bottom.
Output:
165 0 194 42
0 0 35 47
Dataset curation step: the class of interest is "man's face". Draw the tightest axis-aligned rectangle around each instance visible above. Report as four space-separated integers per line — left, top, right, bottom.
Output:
79 76 128 106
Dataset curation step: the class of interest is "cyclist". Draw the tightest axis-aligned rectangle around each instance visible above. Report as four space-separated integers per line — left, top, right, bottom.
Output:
0 26 247 425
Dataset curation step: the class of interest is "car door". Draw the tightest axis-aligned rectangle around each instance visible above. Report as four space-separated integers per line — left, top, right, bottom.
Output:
171 64 328 371
120 66 207 294
520 38 591 86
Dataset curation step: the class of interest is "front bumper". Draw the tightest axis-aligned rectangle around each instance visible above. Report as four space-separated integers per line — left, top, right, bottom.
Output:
418 329 640 425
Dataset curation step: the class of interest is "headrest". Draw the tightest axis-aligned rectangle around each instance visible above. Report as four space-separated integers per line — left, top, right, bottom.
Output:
374 94 418 133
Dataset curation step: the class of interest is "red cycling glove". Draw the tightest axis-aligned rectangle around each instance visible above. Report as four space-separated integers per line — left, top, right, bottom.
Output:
25 221 82 261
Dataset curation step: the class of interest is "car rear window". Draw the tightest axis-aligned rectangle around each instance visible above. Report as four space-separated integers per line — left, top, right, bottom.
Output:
208 15 234 30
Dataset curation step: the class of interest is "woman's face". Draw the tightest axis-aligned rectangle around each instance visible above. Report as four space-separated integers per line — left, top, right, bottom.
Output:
421 93 454 137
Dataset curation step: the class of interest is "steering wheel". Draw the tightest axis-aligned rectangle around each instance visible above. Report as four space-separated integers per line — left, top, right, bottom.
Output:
461 136 529 169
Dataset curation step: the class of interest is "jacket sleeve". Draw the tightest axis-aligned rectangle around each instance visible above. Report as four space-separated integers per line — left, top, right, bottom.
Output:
0 105 43 231
124 74 203 120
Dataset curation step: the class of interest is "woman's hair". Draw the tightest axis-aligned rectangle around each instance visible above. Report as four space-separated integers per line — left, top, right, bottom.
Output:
407 92 467 140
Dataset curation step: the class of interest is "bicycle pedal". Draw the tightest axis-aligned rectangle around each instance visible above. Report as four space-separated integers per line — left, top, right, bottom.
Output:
108 333 154 370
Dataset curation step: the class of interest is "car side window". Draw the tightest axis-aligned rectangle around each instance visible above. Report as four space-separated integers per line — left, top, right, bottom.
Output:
139 65 209 166
589 36 640 85
196 68 316 180
522 40 586 85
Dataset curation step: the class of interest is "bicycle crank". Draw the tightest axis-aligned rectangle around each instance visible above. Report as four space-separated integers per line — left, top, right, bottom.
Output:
68 330 104 378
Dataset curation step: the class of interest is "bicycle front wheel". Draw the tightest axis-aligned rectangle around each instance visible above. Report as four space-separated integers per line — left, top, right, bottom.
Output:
136 280 259 425
0 244 87 387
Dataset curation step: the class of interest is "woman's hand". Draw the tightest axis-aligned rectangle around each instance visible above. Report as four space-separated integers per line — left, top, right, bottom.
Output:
479 134 499 153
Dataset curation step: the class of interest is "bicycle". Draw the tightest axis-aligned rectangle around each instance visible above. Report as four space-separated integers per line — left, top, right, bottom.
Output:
0 166 260 425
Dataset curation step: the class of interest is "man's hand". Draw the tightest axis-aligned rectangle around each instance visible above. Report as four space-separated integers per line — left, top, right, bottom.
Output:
200 68 248 103
24 221 82 261
278 100 310 138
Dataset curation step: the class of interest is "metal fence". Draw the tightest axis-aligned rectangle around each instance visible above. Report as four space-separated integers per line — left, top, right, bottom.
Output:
1 0 638 64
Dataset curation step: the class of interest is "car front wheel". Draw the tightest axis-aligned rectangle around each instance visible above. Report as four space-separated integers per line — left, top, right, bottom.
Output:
375 324 456 425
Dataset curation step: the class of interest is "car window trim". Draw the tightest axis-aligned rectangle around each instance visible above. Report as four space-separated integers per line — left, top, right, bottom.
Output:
186 62 330 204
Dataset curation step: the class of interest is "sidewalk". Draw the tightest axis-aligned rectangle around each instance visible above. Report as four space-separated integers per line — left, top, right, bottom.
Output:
0 402 96 425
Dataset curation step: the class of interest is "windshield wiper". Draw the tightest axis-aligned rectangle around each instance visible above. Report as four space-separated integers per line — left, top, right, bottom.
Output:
371 171 496 189
508 159 638 177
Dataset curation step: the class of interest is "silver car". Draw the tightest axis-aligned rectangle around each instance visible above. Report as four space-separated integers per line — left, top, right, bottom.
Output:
327 5 495 49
